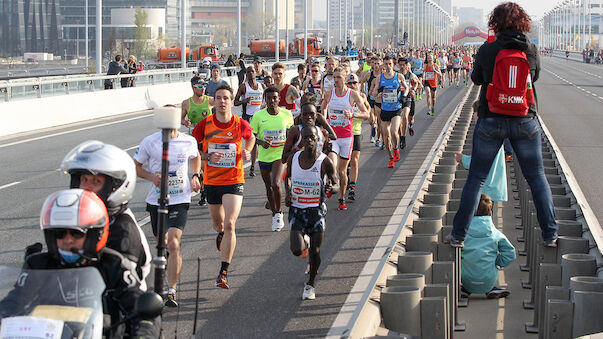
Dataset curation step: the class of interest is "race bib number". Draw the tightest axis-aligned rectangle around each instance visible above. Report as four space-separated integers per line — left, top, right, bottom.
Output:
264 128 287 147
0 316 64 339
249 94 262 106
328 109 349 127
292 179 321 205
208 143 237 167
382 89 398 103
425 72 435 80
155 169 185 196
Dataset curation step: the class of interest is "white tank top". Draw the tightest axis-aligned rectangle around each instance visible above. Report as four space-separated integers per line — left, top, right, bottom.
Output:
291 151 326 209
244 82 264 116
327 87 354 138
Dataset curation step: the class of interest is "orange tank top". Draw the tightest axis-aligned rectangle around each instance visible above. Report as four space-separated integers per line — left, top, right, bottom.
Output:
424 64 438 87
202 114 245 186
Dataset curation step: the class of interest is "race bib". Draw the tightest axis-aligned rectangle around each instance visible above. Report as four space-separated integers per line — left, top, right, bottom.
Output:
328 109 349 127
264 128 287 147
155 169 185 196
292 178 321 205
208 143 237 167
425 72 435 80
0 316 64 339
382 89 397 103
249 94 262 106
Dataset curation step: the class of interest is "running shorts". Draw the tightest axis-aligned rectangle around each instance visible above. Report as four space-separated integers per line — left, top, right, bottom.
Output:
380 109 401 122
368 99 376 108
147 203 190 236
205 184 244 205
423 82 437 91
401 96 412 108
352 134 361 152
331 136 354 160
288 204 327 234
258 160 277 172
440 68 446 74
453 68 460 73
447 65 453 71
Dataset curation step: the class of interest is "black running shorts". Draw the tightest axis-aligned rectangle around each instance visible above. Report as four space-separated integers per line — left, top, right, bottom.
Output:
205 184 244 205
147 203 190 236
288 204 327 234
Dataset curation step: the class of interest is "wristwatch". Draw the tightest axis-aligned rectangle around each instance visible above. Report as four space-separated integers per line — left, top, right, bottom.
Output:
192 173 202 180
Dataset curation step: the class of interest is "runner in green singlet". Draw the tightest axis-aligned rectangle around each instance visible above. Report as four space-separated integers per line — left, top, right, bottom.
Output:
181 75 214 206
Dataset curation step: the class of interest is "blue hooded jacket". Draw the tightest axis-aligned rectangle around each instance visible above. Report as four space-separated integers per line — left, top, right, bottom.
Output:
461 146 507 202
461 216 516 294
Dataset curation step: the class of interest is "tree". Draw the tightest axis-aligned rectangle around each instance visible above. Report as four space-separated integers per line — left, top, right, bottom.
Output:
133 7 150 58
246 11 276 40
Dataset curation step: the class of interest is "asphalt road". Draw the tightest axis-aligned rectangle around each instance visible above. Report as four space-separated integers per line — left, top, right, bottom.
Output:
0 83 469 338
537 56 603 224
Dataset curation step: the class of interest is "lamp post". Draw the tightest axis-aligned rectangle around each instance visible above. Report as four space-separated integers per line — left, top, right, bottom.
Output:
95 0 101 74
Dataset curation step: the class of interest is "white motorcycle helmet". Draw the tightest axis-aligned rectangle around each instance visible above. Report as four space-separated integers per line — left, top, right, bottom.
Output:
60 140 136 215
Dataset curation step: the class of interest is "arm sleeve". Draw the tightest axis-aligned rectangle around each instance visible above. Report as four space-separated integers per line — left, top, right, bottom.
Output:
495 234 517 268
461 154 471 170
240 119 253 140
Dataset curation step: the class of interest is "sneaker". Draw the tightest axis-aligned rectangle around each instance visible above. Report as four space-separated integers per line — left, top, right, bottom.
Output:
216 232 224 251
165 288 178 307
465 82 469 87
400 137 406 150
304 261 311 274
326 192 333 199
387 158 395 168
486 287 510 299
408 123 414 137
338 199 347 210
264 200 271 210
443 233 464 248
393 149 400 162
347 185 356 201
544 238 558 248
272 212 284 232
460 286 471 299
301 234 310 259
198 189 207 206
375 139 381 148
456 82 459 87
380 142 385 151
427 109 435 116
370 136 375 143
505 155 513 162
215 271 229 289
249 165 256 177
302 284 316 300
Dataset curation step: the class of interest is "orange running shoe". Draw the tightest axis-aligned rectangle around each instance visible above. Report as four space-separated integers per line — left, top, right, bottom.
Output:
388 158 395 168
215 271 230 289
338 199 347 210
393 149 400 162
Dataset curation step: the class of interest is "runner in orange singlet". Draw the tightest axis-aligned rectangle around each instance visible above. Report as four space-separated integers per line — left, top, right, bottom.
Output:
423 53 442 116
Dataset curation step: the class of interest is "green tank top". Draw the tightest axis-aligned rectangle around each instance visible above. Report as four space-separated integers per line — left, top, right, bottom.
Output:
352 118 362 135
188 96 211 130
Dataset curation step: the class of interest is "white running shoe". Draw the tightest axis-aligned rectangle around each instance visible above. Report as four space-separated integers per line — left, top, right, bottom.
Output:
370 136 375 143
302 284 316 300
272 212 284 232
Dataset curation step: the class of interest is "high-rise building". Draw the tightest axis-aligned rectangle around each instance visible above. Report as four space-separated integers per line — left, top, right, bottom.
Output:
0 0 62 57
295 0 313 30
455 6 484 29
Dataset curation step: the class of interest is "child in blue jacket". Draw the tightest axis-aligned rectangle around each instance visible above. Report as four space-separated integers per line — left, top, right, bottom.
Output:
461 194 516 298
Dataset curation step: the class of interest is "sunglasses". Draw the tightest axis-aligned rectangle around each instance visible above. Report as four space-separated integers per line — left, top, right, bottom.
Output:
311 69 320 73
347 81 358 85
194 84 206 89
54 229 86 239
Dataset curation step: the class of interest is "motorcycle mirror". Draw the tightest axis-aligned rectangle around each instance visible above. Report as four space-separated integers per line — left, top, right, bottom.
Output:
135 292 164 319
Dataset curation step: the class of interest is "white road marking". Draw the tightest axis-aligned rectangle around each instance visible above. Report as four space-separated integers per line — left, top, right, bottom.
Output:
0 181 20 190
543 69 603 104
0 114 153 149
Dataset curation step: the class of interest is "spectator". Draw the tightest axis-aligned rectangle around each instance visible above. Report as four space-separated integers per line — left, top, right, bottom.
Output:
224 55 236 76
461 194 516 299
206 64 228 98
123 55 138 88
290 64 307 91
198 59 211 79
236 53 246 85
104 55 129 89
445 2 558 248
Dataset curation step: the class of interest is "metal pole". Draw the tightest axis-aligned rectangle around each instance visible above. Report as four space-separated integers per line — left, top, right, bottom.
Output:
370 0 373 49
95 0 101 74
304 0 308 61
153 128 171 296
351 0 354 47
327 0 331 53
362 0 365 48
286 0 289 61
237 0 241 58
180 0 186 68
344 0 348 46
85 0 89 71
276 0 279 62
394 0 399 49
588 0 592 48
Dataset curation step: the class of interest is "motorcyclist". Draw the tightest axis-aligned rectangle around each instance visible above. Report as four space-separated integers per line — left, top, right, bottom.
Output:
59 141 152 290
0 189 160 338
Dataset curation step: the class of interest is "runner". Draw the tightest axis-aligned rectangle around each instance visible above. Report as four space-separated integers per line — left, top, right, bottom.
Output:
191 84 255 289
291 63 307 91
360 56 383 146
285 125 339 300
452 52 462 87
447 51 455 85
370 55 409 168
437 50 448 88
461 52 472 87
397 57 420 147
411 51 424 100
234 66 264 177
181 75 214 206
345 73 371 201
272 62 300 112
423 53 443 116
322 67 369 210
134 106 202 306
282 102 334 163
321 56 339 94
302 62 324 107
253 56 270 86
249 86 294 231
207 64 229 97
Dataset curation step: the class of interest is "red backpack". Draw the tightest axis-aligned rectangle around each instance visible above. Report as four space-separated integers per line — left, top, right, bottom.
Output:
486 49 534 116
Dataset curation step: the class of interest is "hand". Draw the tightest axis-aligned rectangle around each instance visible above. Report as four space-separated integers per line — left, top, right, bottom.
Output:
182 119 191 128
454 152 463 165
325 182 333 194
344 109 353 118
209 152 224 164
191 176 201 192
242 149 251 161
152 174 161 188
260 140 270 149
245 97 252 104
285 193 292 207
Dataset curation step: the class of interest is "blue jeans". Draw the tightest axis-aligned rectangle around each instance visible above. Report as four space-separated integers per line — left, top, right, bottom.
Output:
452 117 558 242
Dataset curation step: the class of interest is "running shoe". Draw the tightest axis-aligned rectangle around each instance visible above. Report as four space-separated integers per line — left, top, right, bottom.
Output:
380 142 385 151
215 271 229 289
505 155 513 162
426 109 435 116
302 284 316 300
216 232 224 251
486 287 510 299
338 199 347 210
393 149 400 162
165 288 179 307
408 123 414 137
198 189 207 207
265 200 271 210
375 139 381 148
272 212 284 232
347 185 356 201
465 82 468 87
370 136 375 143
443 234 464 248
460 286 471 299
301 234 310 259
456 82 459 87
387 158 395 168
249 165 256 177
399 137 406 150
304 261 311 274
